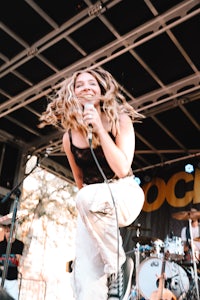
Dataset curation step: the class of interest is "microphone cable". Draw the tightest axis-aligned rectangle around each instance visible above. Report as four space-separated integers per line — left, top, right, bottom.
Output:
88 135 121 288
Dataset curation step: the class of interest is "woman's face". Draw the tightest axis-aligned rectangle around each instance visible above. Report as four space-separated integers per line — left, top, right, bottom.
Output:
74 72 101 106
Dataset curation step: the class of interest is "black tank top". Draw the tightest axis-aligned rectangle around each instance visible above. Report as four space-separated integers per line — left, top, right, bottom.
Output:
69 130 115 184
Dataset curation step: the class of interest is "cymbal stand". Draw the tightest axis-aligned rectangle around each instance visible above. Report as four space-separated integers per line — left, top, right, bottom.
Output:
133 242 141 300
134 227 141 300
188 218 200 300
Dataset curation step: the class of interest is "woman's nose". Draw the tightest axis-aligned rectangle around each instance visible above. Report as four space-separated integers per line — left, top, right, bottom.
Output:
82 84 91 91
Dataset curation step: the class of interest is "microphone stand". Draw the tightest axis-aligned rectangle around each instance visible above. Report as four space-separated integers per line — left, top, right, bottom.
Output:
0 155 41 288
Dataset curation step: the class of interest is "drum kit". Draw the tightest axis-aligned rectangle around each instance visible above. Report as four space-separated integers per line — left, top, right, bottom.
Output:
127 210 200 300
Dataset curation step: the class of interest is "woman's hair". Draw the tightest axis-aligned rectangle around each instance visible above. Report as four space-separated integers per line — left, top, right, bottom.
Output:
39 67 144 146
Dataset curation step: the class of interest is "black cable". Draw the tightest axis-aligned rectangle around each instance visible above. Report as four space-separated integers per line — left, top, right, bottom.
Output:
88 137 120 289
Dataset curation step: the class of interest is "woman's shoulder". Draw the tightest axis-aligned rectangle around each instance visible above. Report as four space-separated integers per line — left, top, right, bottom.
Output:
63 130 70 144
63 131 73 154
119 111 132 122
119 113 134 131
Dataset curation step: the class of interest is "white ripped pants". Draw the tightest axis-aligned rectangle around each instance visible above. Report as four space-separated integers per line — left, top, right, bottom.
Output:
71 176 144 300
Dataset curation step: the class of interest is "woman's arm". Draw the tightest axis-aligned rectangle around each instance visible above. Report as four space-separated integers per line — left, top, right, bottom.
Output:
63 132 84 189
97 114 135 178
84 105 135 178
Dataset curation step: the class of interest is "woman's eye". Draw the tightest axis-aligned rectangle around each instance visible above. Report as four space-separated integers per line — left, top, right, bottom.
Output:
75 84 82 88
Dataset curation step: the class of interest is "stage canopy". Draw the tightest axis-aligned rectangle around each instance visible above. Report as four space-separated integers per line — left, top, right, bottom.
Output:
1 0 200 185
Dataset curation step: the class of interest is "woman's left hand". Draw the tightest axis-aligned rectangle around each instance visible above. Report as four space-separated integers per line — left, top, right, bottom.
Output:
83 105 104 134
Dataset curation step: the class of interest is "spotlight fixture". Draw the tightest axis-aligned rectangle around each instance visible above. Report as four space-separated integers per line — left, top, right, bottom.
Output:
25 155 38 174
134 176 141 185
144 175 151 183
185 163 194 173
88 1 103 16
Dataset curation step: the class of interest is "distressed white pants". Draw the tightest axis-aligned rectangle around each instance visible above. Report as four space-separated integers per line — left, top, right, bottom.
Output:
71 176 144 300
0 278 19 300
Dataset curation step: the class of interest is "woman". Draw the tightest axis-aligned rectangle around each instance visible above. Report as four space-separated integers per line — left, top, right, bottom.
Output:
40 67 145 299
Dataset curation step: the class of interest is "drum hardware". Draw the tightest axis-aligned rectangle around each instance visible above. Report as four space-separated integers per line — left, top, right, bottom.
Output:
134 242 141 300
131 236 164 259
129 224 153 299
180 265 200 300
172 210 200 300
125 244 145 299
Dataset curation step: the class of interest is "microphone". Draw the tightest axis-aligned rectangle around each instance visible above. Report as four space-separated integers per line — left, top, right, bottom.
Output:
84 103 94 143
87 124 93 143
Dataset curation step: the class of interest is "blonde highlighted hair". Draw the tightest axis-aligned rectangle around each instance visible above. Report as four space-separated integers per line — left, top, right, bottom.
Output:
39 67 144 146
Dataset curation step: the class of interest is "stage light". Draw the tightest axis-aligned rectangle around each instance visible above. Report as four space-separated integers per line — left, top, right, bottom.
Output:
185 163 194 173
88 1 103 16
25 155 38 174
134 176 141 185
144 175 151 183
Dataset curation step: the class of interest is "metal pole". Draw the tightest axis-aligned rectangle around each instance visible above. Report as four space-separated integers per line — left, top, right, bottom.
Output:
135 242 141 300
188 218 200 300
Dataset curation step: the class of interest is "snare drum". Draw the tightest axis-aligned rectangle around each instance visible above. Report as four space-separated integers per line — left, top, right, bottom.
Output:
164 236 184 261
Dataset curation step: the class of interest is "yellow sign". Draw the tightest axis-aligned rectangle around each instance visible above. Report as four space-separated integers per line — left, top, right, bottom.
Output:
142 168 200 212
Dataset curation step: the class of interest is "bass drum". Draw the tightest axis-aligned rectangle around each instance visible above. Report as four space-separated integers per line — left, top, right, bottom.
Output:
137 257 189 300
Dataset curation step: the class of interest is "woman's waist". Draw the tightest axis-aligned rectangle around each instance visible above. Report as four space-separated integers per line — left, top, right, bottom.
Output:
83 169 133 185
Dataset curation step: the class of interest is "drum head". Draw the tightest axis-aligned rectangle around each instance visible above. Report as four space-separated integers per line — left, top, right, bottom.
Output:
137 257 189 299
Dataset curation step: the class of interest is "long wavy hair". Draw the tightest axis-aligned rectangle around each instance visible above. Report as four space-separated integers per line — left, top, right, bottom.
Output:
39 67 144 147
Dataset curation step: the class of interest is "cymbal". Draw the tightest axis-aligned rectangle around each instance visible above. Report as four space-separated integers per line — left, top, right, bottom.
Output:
172 210 200 221
132 236 152 244
194 237 200 242
127 224 151 231
132 236 163 245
